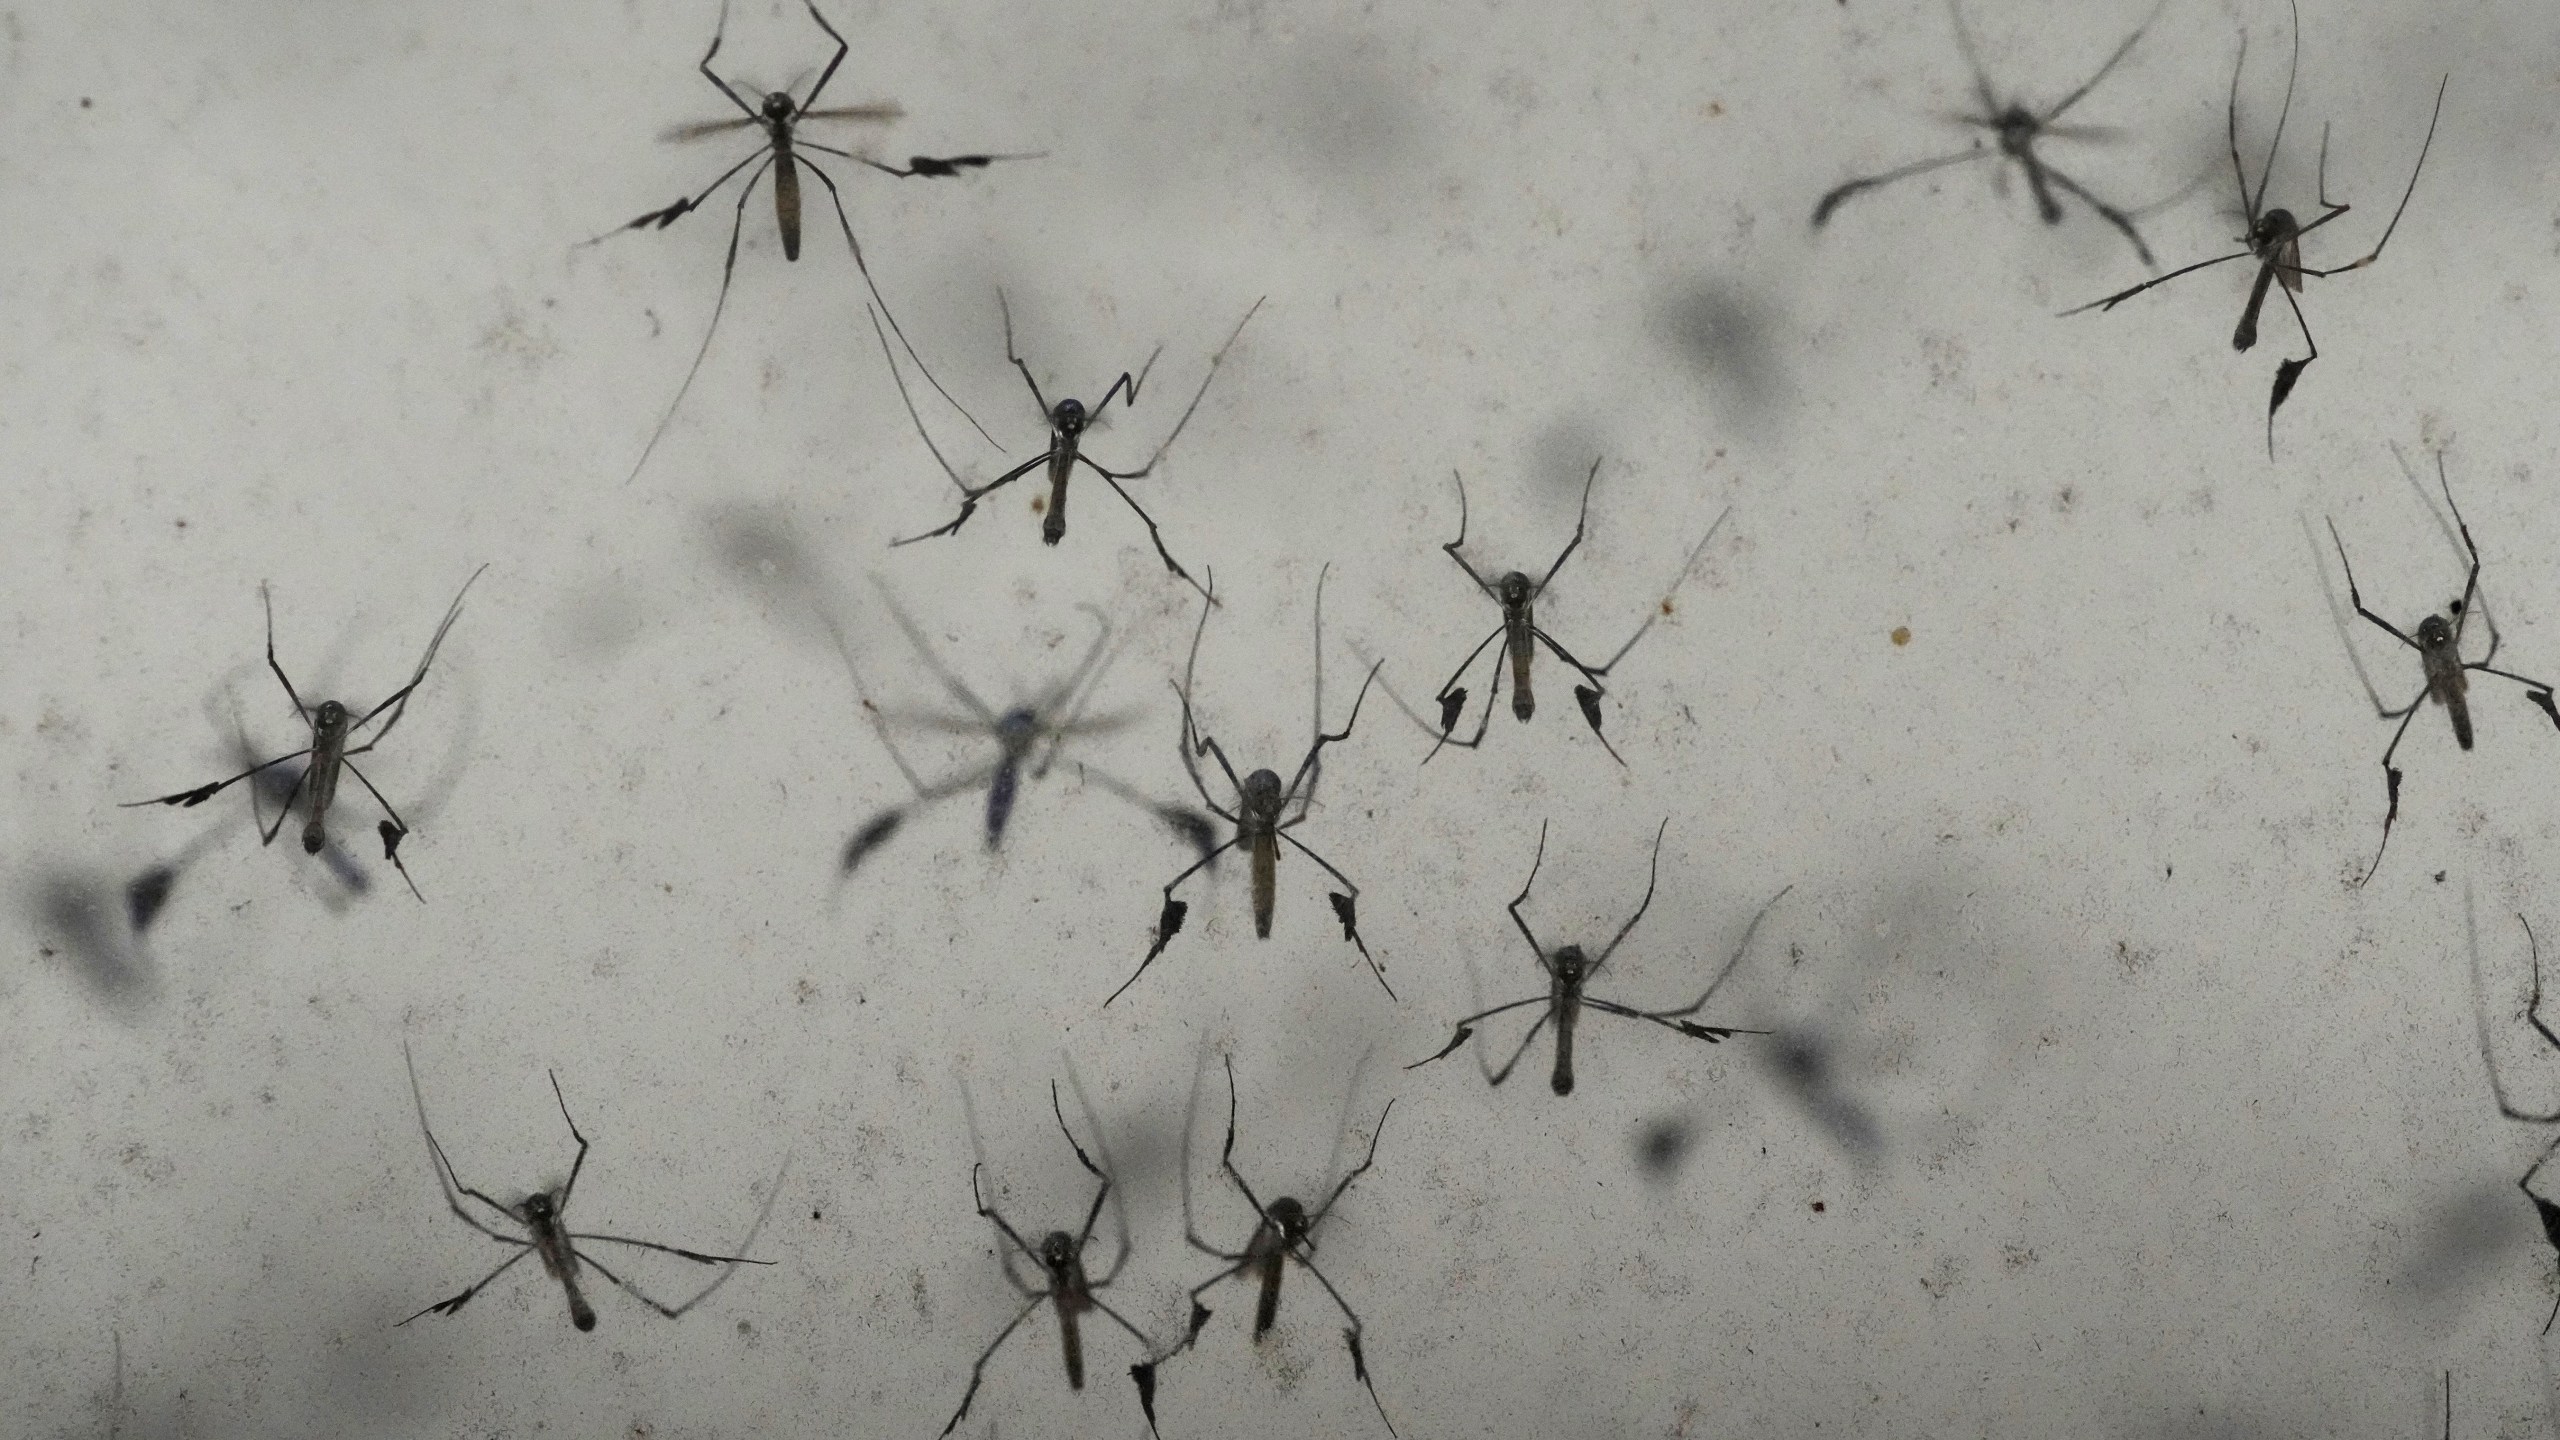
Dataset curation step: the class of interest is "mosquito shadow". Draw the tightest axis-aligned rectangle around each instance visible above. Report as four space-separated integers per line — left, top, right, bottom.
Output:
1653 279 1790 441
22 866 164 1017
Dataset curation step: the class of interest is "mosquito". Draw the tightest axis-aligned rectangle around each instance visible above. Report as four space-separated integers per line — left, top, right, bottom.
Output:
883 294 1264 604
398 1045 778 1332
2062 0 2446 456
1383 459 1724 768
1143 1054 1398 1435
1107 566 1389 1006
834 579 1217 874
2325 458 2558 885
590 0 1032 487
121 566 486 902
1812 0 2168 264
941 1081 1164 1438
1409 820 1785 1095
2467 913 2560 1335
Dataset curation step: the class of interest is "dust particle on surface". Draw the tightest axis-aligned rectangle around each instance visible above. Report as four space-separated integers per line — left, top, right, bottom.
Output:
1030 495 1046 514
1890 626 1910 646
1811 1200 1825 1212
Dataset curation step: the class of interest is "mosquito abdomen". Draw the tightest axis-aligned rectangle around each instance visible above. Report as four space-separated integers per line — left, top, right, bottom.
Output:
1254 1249 1286 1337
985 758 1021 847
2234 259 2277 352
1507 624 1535 722
1056 1293 1086 1390
1552 994 1579 1096
1250 832 1277 940
1042 453 1073 545
774 150 803 262
2423 648 2473 750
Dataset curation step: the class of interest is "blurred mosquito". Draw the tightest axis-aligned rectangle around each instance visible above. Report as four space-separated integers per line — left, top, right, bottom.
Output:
942 1081 1163 1438
2326 458 2557 885
1108 567 1389 1005
2468 913 2560 1335
834 579 1217 874
1381 460 1724 767
121 566 486 902
590 0 1032 487
1409 820 1784 1095
1143 1054 1397 1435
1812 0 2168 264
399 1044 778 1331
884 294 1264 604
2062 0 2446 456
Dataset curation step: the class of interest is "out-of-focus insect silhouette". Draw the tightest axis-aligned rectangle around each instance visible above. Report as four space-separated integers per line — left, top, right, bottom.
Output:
1814 0 2168 264
833 580 1217 875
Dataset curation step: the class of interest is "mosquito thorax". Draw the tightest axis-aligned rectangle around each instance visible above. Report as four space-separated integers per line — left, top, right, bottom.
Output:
1039 1230 1077 1273
2417 614 2456 649
1994 106 2038 155
314 699 349 729
519 1192 559 1225
1241 768 1285 818
1052 397 1088 436
995 707 1041 753
761 91 797 123
1551 944 1589 984
1496 572 1534 610
2252 209 2298 252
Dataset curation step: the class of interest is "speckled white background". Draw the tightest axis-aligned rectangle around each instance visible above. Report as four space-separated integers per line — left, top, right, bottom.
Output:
9 0 2560 1435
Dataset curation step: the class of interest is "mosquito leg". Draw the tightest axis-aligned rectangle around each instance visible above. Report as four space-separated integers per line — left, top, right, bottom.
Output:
1308 1099 1393 1226
1290 1256 1398 1436
2042 163 2155 267
340 760 423 902
1812 147 1993 229
618 156 772 488
121 748 310 815
1087 462 1212 602
2263 282 2319 457
2323 519 2424 653
802 158 995 447
2358 699 2426 887
940 1294 1046 1437
1085 1297 1166 1438
397 1246 535 1326
357 564 488 744
1585 819 1670 977
1094 297 1265 481
793 0 850 109
1403 996 1556 1071
1106 838 1240 1006
1641 884 1794 1025
1484 1008 1556 1087
404 1042 530 1241
258 583 313 721
255 761 311 847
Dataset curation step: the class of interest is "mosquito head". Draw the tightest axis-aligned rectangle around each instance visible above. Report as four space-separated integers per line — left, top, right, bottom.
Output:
760 91 797 123
1240 768 1286 818
2249 208 2298 257
1551 943 1589 985
2417 614 2457 651
1496 571 1534 611
1267 1196 1311 1244
1052 396 1088 437
995 706 1042 754
1038 1230 1078 1273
